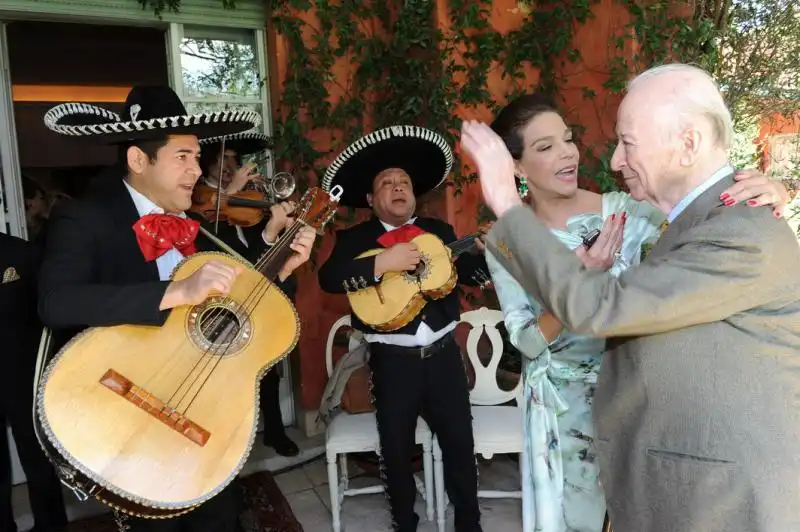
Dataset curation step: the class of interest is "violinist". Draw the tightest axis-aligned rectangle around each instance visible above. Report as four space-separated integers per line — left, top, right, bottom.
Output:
195 131 300 457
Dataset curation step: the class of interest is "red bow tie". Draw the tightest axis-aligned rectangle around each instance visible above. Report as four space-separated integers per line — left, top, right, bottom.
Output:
133 213 200 262
377 224 426 248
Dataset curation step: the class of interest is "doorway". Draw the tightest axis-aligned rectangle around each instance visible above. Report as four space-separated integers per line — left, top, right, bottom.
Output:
6 20 169 239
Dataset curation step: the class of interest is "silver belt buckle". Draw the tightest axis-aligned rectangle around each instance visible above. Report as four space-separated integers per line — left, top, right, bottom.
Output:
419 345 432 359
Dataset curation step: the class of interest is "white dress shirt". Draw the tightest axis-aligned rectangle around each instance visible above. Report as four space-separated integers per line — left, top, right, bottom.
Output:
123 180 187 281
668 163 734 223
363 217 458 348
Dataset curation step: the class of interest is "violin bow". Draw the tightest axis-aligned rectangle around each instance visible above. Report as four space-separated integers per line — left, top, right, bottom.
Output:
213 138 226 234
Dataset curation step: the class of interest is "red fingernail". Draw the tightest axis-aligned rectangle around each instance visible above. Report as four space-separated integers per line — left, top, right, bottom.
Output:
775 211 782 219
747 199 757 206
720 193 730 200
611 214 616 221
724 198 735 206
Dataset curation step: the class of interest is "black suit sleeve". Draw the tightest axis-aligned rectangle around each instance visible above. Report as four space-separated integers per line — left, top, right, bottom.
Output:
38 203 170 329
439 222 488 287
318 227 379 294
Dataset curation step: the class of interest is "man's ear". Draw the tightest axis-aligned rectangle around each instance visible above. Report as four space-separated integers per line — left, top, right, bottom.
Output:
366 193 373 207
127 146 147 175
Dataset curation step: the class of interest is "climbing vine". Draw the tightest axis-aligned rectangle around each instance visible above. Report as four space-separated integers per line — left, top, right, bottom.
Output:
142 0 799 197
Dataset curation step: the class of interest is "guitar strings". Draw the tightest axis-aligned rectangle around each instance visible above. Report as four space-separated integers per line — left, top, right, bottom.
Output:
160 201 315 415
132 203 309 417
351 233 483 291
166 221 305 414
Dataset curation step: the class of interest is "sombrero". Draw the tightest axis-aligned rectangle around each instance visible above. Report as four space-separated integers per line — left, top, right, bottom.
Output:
43 85 261 144
321 125 453 208
200 130 272 156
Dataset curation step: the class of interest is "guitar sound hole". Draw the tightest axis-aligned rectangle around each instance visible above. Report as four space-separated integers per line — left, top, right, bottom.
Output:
404 255 431 283
198 307 241 346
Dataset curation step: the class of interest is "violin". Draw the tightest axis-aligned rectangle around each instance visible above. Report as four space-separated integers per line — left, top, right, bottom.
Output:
189 184 276 227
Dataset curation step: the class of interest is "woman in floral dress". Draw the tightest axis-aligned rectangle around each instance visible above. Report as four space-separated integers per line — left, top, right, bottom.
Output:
484 93 788 532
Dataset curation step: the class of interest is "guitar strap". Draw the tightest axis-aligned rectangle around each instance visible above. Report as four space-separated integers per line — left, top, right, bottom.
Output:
198 225 253 266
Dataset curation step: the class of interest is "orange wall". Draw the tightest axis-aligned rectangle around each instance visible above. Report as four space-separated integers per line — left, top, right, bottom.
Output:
268 0 632 412
757 111 800 172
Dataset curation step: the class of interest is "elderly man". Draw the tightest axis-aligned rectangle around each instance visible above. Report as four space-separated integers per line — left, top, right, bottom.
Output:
461 63 800 532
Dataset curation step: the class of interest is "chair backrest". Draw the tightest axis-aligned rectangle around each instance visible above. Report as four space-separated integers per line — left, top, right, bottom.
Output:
325 314 364 377
460 307 521 406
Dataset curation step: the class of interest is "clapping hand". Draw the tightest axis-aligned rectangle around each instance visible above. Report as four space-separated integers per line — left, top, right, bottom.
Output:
460 120 523 218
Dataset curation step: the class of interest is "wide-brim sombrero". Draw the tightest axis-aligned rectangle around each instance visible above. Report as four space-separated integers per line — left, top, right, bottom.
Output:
43 85 260 145
321 125 453 208
200 130 272 157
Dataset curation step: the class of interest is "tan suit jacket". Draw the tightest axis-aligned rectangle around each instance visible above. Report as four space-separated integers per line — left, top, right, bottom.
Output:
487 175 800 532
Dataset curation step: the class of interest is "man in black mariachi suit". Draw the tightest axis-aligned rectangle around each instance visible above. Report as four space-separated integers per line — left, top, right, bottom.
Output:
37 86 316 532
0 232 67 532
195 130 299 456
318 125 486 532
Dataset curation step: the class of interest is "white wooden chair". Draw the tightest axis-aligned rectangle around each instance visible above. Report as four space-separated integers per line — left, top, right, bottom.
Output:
432 307 530 532
324 315 434 531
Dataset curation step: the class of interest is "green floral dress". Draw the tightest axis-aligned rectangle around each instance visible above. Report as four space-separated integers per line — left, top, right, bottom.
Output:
485 192 663 531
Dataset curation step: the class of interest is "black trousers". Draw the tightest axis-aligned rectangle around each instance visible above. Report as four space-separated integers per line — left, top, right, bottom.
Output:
1 387 67 532
259 362 286 440
126 484 242 532
369 337 481 532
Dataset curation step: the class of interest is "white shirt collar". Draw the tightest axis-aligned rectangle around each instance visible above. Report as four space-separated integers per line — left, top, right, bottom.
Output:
122 179 186 218
379 216 417 232
667 163 734 223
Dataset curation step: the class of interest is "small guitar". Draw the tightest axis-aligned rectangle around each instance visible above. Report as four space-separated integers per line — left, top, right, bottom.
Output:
36 186 342 518
345 231 482 332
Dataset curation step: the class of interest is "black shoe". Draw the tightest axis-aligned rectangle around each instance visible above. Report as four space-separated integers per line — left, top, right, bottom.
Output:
263 433 299 457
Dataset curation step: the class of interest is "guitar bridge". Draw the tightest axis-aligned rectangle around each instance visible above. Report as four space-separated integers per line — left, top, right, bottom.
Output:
99 369 211 447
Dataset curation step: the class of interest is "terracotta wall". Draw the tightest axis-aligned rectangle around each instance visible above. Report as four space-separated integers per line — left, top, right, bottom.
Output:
267 0 632 412
757 111 800 173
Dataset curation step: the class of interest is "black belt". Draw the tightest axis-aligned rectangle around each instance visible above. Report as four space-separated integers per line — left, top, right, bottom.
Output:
370 332 455 359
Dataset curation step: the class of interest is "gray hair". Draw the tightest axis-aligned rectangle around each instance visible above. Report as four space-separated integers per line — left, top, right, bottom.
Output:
628 63 733 150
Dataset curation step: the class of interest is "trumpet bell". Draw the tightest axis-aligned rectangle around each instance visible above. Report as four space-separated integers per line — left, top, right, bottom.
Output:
271 172 296 200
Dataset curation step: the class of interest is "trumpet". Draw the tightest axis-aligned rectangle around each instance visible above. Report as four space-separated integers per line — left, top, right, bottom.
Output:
246 172 296 203
248 151 297 204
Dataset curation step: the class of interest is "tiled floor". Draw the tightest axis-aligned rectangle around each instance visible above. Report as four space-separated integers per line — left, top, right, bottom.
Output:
279 455 524 532
13 429 525 531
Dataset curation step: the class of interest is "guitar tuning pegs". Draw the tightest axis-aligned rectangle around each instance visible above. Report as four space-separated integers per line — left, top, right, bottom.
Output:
342 280 351 292
357 276 367 289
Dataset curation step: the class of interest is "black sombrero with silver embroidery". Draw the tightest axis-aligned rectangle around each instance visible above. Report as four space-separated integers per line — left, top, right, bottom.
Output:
321 125 453 208
43 85 261 145
200 130 272 156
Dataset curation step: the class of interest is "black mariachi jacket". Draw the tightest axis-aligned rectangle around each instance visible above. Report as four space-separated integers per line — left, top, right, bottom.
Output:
0 232 43 395
318 216 487 335
37 176 295 351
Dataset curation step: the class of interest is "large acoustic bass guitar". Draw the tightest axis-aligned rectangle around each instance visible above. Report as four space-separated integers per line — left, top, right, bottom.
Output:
35 185 342 518
346 229 482 331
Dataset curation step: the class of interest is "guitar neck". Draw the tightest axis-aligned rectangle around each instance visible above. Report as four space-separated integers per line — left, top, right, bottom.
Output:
257 223 303 281
448 232 482 257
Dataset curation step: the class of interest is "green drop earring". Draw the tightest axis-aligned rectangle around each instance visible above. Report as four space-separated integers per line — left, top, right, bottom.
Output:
517 176 529 199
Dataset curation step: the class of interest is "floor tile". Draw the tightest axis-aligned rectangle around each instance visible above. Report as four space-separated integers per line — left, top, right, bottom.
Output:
286 488 331 531
274 467 313 495
303 459 330 487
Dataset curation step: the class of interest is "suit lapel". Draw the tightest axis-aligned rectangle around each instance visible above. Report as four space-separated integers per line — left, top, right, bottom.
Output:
101 177 161 281
649 171 734 260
